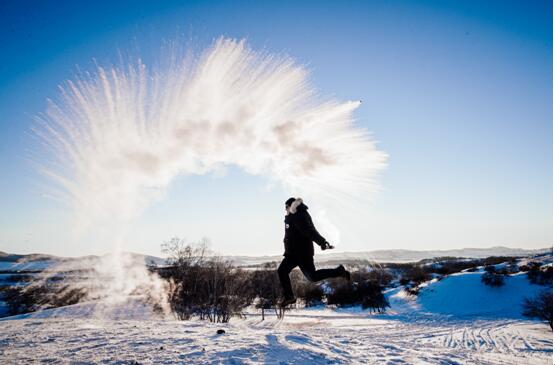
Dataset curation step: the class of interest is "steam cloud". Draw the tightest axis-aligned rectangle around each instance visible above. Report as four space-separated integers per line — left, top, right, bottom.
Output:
32 38 387 316
35 38 387 227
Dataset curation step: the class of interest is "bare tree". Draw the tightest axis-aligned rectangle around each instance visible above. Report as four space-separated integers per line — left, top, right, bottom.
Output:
251 269 282 320
161 238 253 323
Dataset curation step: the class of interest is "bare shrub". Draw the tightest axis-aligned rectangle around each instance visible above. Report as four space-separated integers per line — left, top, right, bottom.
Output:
251 269 281 319
325 267 390 311
403 286 420 296
352 266 393 287
359 281 389 313
523 290 553 329
483 256 515 266
3 285 48 315
162 238 253 323
481 266 505 287
425 259 481 275
526 263 552 286
3 282 87 316
400 267 430 287
326 281 359 307
294 279 324 307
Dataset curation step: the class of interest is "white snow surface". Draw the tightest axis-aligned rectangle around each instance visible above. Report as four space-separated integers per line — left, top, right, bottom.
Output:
0 271 552 364
0 306 551 364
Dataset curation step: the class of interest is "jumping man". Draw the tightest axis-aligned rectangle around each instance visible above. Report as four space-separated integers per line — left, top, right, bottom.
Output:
278 197 351 307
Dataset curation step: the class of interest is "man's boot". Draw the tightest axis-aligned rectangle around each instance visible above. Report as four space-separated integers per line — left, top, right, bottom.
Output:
338 265 351 281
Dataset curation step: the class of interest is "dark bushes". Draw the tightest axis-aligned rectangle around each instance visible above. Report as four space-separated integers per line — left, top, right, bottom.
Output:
397 266 430 295
526 263 552 286
400 267 430 287
161 238 253 323
251 269 281 319
424 259 481 276
294 279 324 307
359 281 390 312
352 267 393 287
326 282 360 307
483 256 516 266
325 279 389 313
2 285 48 315
481 266 505 287
523 290 553 329
2 283 86 315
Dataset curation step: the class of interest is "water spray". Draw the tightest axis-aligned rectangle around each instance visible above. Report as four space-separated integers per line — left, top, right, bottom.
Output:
32 37 387 316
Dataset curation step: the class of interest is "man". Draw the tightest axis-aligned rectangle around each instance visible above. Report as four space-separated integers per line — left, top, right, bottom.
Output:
278 197 351 307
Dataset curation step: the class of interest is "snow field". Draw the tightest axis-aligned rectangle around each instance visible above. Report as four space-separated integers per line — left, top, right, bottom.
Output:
0 305 551 364
0 259 552 364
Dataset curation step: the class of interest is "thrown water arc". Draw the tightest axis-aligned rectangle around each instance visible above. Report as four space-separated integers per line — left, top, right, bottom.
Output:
30 37 387 316
34 37 387 229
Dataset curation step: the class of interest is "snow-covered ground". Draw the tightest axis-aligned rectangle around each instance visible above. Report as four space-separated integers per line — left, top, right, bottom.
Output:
1 268 552 365
1 253 552 364
0 305 551 364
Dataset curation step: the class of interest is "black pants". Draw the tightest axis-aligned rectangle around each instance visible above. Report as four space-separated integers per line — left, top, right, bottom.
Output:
277 255 342 299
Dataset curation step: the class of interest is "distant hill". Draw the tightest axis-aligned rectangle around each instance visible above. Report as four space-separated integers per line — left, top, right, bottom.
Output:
0 246 550 268
0 253 64 263
0 251 166 271
224 246 552 266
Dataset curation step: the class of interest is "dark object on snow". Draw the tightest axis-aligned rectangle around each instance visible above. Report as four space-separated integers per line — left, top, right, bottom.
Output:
523 290 553 329
279 198 350 300
217 329 226 334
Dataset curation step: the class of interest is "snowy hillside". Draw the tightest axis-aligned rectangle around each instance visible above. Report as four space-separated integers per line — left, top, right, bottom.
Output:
388 271 548 319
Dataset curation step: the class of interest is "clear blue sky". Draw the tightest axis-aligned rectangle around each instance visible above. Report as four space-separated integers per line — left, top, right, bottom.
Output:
0 0 552 257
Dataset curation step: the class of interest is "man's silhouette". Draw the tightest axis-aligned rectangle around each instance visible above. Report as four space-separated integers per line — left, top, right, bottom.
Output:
278 197 350 307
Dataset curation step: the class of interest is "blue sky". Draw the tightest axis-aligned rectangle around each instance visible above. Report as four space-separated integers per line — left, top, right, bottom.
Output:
0 0 552 257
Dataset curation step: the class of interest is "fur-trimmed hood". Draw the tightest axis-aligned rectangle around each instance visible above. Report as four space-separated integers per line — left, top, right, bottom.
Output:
287 197 308 215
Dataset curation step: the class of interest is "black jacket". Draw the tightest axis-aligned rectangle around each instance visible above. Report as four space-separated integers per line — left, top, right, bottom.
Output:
283 201 327 257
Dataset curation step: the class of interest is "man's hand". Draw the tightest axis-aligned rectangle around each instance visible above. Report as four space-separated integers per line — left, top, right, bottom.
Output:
321 242 335 250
